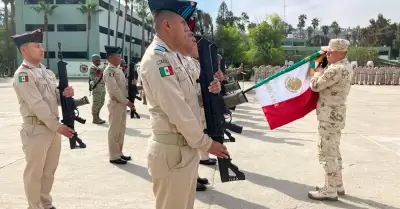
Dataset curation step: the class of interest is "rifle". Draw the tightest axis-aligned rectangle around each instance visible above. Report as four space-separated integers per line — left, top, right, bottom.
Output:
197 36 245 183
127 63 141 119
57 42 87 149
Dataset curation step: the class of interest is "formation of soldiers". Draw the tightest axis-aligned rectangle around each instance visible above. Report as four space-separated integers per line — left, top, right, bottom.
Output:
252 65 284 82
351 66 400 85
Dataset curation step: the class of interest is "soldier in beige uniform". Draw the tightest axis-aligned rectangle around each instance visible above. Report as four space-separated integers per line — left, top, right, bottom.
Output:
12 29 76 209
142 1 229 208
103 46 135 165
308 39 353 201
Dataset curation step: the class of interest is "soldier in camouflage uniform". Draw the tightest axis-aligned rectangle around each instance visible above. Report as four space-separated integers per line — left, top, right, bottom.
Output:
89 54 106 124
308 39 353 201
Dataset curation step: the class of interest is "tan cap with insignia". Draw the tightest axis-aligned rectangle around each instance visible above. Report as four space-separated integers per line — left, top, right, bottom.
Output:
321 39 350 52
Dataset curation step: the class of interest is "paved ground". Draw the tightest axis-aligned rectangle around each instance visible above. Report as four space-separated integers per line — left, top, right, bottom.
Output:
0 78 399 209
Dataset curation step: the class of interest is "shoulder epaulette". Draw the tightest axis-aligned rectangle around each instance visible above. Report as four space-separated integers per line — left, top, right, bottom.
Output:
21 64 33 69
154 44 167 54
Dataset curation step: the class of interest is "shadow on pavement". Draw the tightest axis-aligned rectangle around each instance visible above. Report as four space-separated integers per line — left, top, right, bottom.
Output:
240 129 307 146
125 127 151 138
196 188 270 209
245 170 397 209
115 163 152 182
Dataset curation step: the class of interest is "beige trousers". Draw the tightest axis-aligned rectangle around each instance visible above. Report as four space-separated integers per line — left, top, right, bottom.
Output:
21 124 61 209
147 138 199 209
108 101 127 160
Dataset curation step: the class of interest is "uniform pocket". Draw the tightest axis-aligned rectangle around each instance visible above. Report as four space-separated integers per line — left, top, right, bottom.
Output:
146 145 169 179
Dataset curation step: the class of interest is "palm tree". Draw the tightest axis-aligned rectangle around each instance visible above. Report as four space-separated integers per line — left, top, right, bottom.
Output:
77 1 103 59
114 0 122 46
128 0 134 62
297 14 307 38
311 18 319 37
121 0 129 58
134 0 150 57
31 1 58 67
306 26 313 40
321 25 330 45
330 21 341 38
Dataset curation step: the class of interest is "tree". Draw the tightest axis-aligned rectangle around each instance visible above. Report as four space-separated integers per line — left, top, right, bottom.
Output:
306 26 313 40
77 1 103 59
114 0 122 46
214 25 246 64
121 0 129 58
31 1 58 67
330 21 341 38
236 12 249 32
297 14 307 38
347 47 379 64
311 18 319 37
134 0 149 57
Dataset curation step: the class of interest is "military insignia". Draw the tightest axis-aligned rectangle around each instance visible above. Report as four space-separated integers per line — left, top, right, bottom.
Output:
80 64 88 73
18 72 29 83
285 77 302 93
96 69 101 77
154 45 166 53
159 66 174 77
108 72 115 77
22 64 33 69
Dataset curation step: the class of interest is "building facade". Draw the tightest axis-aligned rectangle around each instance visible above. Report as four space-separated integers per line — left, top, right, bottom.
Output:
16 0 153 70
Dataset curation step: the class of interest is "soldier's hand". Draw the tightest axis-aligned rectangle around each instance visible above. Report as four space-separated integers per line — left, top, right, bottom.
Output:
126 101 135 109
214 70 224 82
208 78 221 94
208 141 229 158
63 86 74 97
57 125 75 138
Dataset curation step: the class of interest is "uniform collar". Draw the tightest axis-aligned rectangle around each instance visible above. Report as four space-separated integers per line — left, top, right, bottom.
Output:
154 35 173 52
23 59 45 70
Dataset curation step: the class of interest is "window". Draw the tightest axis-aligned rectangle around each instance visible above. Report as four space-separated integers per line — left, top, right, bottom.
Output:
99 26 114 36
117 32 123 39
99 0 114 11
55 0 84 4
116 9 123 17
57 24 86 32
25 24 55 32
100 52 107 59
25 0 53 4
44 51 56 59
125 35 131 42
61 51 87 59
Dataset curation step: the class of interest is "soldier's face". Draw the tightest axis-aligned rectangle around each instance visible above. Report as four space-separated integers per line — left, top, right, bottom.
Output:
189 37 198 57
108 54 121 66
167 14 191 49
94 60 101 66
326 51 345 63
21 42 44 62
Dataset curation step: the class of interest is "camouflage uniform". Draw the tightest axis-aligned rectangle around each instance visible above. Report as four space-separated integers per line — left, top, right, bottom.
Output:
89 54 106 124
308 39 353 201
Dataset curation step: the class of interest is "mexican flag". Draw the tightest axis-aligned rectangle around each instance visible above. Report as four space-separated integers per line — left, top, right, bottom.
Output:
159 66 174 77
254 51 324 130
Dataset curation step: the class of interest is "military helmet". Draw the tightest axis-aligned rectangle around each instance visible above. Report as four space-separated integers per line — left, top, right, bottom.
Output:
120 59 126 65
91 54 101 62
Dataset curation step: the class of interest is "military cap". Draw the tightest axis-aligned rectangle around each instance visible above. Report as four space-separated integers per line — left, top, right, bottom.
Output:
217 54 222 61
91 54 101 62
104 46 122 57
148 0 197 21
11 29 43 49
321 38 350 52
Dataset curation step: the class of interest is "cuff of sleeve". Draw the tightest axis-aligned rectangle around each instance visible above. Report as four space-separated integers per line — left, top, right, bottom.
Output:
313 72 322 77
198 137 213 153
49 121 63 133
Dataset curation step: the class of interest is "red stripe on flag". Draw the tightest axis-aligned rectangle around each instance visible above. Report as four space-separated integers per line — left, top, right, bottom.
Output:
262 88 318 130
167 66 174 75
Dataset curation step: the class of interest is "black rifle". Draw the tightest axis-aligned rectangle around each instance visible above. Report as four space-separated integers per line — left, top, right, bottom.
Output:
57 42 87 149
197 37 245 183
127 63 141 119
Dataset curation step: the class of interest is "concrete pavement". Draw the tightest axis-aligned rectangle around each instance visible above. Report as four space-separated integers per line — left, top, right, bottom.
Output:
0 78 399 209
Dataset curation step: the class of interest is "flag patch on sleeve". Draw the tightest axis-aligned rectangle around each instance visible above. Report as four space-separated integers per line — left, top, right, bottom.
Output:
18 73 29 83
108 72 115 77
159 66 174 77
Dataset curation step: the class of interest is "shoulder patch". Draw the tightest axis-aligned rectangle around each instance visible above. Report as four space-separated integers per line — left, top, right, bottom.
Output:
159 66 174 77
18 72 29 83
108 71 115 77
21 64 33 69
154 45 166 53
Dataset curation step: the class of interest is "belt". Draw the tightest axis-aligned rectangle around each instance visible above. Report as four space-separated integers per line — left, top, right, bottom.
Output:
23 116 45 125
152 133 188 146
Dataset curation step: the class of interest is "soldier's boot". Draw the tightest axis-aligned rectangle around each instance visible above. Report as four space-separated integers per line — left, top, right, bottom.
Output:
308 174 338 201
92 113 104 124
97 112 106 124
316 170 345 195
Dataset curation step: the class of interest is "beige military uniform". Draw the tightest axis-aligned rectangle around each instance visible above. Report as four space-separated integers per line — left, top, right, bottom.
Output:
103 64 129 160
140 36 212 209
13 60 62 209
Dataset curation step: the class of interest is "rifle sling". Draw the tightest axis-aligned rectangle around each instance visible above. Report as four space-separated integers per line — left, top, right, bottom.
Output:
92 73 103 90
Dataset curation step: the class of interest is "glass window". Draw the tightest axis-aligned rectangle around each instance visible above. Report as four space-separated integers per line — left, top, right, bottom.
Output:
116 9 123 17
61 51 87 59
44 51 56 59
55 0 84 4
99 26 114 36
57 24 86 32
100 52 107 59
24 0 53 4
99 0 114 11
25 24 55 32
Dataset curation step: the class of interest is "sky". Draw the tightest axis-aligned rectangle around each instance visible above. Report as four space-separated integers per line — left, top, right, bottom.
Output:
197 0 400 28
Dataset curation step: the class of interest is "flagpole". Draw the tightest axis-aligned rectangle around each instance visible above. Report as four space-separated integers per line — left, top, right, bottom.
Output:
242 51 323 94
